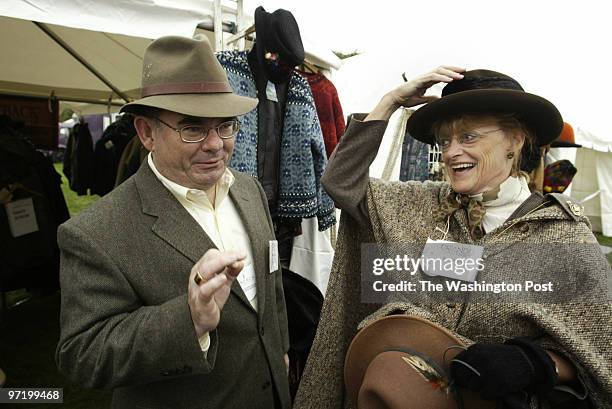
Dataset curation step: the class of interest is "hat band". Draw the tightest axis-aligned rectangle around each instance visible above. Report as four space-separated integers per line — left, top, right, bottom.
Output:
442 77 523 96
142 81 232 97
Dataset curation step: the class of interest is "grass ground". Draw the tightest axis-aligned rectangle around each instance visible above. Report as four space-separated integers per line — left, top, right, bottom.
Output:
1 165 108 408
52 163 100 216
595 232 612 247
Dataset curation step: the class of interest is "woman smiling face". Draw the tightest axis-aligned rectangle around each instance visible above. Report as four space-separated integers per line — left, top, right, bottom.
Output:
434 114 526 195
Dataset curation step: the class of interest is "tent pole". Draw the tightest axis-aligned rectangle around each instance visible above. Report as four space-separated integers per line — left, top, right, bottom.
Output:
0 91 125 107
58 97 124 107
213 0 223 51
33 22 131 103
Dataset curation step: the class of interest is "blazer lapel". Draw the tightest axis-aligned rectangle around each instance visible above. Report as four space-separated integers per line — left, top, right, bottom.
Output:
229 174 268 320
136 162 257 311
136 162 217 264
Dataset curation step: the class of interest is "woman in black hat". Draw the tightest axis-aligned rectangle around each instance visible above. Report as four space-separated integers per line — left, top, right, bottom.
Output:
294 67 611 409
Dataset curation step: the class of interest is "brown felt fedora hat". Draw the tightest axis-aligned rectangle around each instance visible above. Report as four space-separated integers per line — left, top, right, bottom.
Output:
406 69 563 147
345 315 494 409
121 34 257 117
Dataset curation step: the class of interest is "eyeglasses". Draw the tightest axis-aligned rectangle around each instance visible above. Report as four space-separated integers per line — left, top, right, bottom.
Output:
156 117 240 143
435 128 502 151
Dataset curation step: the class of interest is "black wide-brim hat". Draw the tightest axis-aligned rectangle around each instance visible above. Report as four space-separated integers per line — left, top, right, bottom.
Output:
254 6 305 68
406 69 563 146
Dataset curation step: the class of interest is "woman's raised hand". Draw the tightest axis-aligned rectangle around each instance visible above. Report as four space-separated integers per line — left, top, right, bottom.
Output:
366 66 466 121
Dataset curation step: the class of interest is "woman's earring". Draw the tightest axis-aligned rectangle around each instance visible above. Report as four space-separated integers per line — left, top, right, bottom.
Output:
506 151 515 159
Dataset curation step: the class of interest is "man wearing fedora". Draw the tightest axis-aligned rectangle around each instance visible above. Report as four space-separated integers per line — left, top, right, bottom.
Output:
56 34 291 409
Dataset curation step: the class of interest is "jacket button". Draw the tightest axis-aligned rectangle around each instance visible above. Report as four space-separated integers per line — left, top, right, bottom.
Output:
260 326 265 336
261 380 271 390
519 224 530 233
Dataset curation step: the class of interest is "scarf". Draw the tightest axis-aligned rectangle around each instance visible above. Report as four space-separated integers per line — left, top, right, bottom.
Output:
433 176 530 240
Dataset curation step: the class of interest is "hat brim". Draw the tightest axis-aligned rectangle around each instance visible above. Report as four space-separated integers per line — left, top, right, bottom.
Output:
120 93 258 118
550 141 582 148
406 89 563 147
344 315 492 409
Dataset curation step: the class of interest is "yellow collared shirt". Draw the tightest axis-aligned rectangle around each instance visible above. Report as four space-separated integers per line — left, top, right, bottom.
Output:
148 154 258 352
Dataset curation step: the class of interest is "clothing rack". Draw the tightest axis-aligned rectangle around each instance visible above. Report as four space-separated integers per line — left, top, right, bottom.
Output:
210 0 247 51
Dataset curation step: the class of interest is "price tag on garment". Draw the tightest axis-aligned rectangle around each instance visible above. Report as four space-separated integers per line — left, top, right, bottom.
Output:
269 240 279 273
265 80 279 102
420 238 484 282
5 197 39 238
236 262 257 302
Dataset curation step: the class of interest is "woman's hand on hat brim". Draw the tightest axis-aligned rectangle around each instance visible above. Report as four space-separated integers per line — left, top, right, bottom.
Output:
391 65 465 107
366 66 465 121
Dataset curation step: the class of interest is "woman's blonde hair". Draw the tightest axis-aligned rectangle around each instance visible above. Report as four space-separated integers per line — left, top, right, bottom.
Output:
431 113 535 178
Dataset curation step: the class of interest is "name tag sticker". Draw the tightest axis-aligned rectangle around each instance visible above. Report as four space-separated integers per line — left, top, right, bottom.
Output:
420 238 484 282
269 240 279 273
265 80 278 102
5 197 39 237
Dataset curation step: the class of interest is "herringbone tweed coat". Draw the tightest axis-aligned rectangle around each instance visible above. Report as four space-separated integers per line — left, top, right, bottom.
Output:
56 161 291 409
294 118 611 409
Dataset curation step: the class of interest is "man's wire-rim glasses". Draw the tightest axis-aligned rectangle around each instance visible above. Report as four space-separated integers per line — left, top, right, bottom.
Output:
156 117 240 143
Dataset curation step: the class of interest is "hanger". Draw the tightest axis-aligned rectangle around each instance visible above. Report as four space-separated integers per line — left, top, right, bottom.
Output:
300 59 319 74
226 24 256 46
48 90 57 113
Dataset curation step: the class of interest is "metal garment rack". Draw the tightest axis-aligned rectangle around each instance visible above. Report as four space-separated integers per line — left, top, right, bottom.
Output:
211 0 247 51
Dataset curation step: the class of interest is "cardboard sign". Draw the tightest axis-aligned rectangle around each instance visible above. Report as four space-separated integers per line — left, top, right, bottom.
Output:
0 94 59 149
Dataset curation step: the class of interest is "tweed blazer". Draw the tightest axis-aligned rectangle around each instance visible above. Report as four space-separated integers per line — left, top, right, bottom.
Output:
56 161 291 409
294 118 612 408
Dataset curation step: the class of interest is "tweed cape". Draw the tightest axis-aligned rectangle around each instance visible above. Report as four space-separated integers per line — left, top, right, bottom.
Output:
216 50 335 231
294 179 612 408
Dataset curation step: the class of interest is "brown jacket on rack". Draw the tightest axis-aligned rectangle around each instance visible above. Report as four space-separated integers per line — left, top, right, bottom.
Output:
56 161 291 409
294 118 611 409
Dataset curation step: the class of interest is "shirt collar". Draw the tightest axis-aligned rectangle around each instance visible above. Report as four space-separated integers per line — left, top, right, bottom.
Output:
470 176 530 208
147 153 234 208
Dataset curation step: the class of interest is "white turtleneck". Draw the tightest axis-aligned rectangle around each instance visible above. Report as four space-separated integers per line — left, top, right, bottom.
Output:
470 176 532 233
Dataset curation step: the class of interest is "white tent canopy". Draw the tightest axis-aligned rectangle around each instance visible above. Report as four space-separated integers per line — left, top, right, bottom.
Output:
560 130 612 236
0 0 223 109
0 0 341 113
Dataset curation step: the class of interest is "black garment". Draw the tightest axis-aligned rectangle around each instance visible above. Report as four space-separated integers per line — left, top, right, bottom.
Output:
92 115 135 196
451 338 558 408
248 47 289 215
63 122 94 195
282 269 323 401
114 135 148 187
0 116 68 293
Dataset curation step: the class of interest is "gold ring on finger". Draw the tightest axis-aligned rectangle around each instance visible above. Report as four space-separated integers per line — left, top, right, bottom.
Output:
194 271 205 285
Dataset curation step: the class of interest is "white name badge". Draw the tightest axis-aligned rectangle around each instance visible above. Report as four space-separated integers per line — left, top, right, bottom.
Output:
5 197 39 238
265 80 279 102
420 238 484 282
269 240 279 273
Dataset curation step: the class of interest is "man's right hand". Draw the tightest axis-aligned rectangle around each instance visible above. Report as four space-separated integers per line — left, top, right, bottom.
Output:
188 249 246 338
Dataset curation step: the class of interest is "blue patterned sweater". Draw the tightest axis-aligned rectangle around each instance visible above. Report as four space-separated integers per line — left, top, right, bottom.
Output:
216 51 336 231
